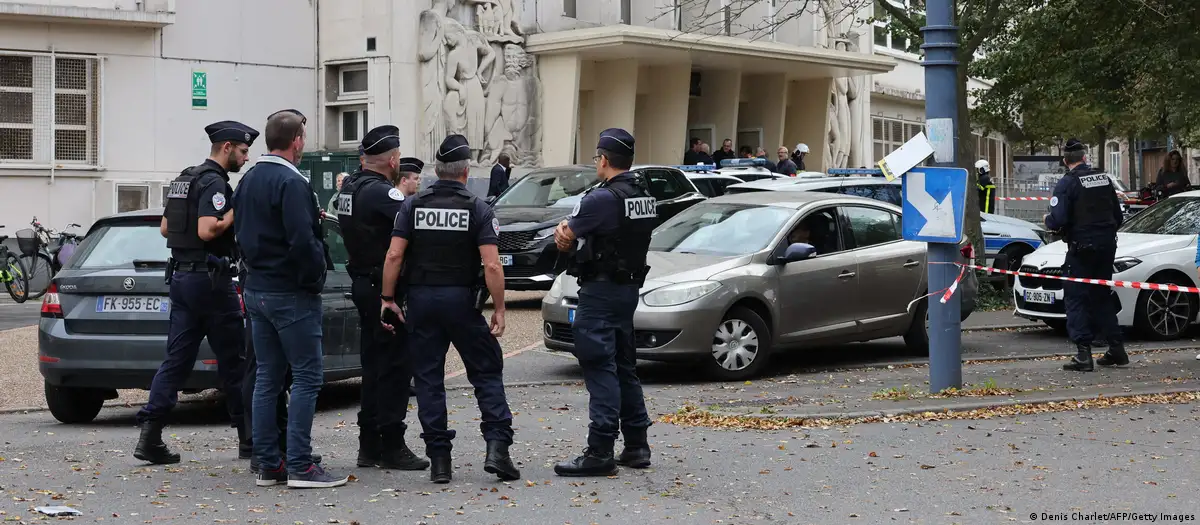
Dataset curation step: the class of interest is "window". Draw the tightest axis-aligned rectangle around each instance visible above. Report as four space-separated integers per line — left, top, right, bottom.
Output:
691 179 716 198
340 106 368 144
873 0 914 53
722 0 732 35
620 0 631 24
829 184 902 206
0 53 100 166
72 222 170 269
973 133 1004 181
339 64 368 98
116 184 150 213
495 167 595 208
563 0 576 18
322 221 350 272
789 208 841 255
1108 142 1122 180
643 169 689 201
842 206 900 249
1120 196 1200 235
768 0 777 41
650 203 795 257
872 117 923 162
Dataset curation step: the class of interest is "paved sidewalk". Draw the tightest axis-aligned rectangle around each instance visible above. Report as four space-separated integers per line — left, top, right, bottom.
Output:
963 308 1039 329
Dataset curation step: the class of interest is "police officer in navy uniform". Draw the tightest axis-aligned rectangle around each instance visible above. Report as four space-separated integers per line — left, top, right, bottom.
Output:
335 125 429 472
551 128 655 477
134 121 256 465
380 134 520 484
1044 138 1128 371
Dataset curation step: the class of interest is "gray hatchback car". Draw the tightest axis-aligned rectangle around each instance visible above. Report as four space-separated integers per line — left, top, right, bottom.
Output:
38 208 363 423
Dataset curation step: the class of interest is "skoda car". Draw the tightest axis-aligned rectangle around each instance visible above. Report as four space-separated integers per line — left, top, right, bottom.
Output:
492 165 706 290
725 176 1049 273
38 208 363 424
542 191 967 381
1013 191 1200 340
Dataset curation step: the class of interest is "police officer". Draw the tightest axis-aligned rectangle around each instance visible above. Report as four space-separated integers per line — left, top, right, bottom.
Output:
1044 138 1129 371
976 159 997 214
551 128 655 477
134 121 255 464
380 134 520 484
335 126 429 471
397 157 425 195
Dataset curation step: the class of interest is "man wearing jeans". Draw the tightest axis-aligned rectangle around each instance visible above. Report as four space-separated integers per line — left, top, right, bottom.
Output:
233 109 347 489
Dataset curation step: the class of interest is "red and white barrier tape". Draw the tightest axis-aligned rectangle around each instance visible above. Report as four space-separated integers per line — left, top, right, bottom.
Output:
906 264 967 312
943 262 1200 294
996 196 1052 201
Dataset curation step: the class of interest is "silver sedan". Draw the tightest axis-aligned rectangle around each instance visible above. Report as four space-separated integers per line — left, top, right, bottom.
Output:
542 191 954 381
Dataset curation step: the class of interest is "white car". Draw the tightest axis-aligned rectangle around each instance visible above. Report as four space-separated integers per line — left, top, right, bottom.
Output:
685 173 747 198
1013 191 1200 340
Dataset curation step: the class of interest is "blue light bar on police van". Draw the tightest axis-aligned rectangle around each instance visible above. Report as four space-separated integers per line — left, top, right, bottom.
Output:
720 158 768 168
668 164 717 172
828 168 885 176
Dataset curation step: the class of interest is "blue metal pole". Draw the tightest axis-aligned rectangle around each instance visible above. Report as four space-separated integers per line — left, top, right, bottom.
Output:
921 0 963 393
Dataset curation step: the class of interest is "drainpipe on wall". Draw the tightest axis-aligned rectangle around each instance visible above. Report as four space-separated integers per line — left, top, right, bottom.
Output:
313 0 321 147
49 46 56 189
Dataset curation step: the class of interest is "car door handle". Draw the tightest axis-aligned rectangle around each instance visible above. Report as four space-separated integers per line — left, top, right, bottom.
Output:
903 260 920 268
838 271 856 279
343 292 353 299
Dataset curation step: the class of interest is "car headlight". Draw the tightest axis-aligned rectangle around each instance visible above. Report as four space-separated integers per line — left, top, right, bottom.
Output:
642 281 721 307
533 226 556 241
1113 257 1141 273
548 273 565 298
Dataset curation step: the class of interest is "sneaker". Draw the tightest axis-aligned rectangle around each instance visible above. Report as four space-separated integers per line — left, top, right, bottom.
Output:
256 461 287 487
287 464 349 489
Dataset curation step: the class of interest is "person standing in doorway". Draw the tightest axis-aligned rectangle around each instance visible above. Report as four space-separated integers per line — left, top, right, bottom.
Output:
488 153 512 198
775 147 798 176
712 138 735 167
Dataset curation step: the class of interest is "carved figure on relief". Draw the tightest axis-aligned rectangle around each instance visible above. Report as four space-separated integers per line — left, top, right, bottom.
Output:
484 44 539 165
444 20 494 156
417 0 453 164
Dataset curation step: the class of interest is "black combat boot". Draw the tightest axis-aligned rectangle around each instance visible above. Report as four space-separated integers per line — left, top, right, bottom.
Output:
236 424 252 460
554 447 618 477
430 456 453 484
617 427 652 469
134 420 181 465
356 430 382 467
1062 343 1094 372
378 433 430 470
484 441 521 481
1097 340 1130 366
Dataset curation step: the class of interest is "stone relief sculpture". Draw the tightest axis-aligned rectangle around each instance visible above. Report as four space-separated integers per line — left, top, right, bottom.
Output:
418 0 541 166
818 0 866 169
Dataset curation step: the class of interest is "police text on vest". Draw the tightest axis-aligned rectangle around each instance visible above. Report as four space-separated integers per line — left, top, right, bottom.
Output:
1078 174 1111 188
625 197 657 220
335 194 353 215
414 208 471 231
167 181 191 199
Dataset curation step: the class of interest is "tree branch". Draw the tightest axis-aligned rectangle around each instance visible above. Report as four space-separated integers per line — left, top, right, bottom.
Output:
875 0 921 37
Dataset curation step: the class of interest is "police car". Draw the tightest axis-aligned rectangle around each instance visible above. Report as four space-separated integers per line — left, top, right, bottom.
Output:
1014 190 1200 340
680 159 827 197
725 174 1050 274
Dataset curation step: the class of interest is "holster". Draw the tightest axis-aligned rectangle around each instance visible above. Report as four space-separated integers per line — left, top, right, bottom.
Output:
206 255 237 290
164 257 176 285
472 267 490 311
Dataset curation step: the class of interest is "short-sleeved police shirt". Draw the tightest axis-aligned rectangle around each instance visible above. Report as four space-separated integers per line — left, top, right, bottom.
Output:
195 159 232 219
392 180 500 246
567 172 636 238
352 172 407 226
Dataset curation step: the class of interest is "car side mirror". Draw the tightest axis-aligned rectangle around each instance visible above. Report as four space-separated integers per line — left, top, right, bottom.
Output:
777 242 816 264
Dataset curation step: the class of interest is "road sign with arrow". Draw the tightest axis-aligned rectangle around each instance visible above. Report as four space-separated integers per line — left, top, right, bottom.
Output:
901 166 967 243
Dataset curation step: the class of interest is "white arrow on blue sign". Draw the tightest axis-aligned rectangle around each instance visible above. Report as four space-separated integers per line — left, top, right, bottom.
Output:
901 166 968 244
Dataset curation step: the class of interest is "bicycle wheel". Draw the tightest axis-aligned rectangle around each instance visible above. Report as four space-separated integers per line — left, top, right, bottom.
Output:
3 253 30 304
20 252 53 300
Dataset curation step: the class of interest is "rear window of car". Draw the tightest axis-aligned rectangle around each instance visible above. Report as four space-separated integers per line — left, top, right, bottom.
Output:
71 221 170 269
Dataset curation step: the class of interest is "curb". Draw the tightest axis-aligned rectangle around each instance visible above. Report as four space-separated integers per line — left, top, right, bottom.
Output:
711 385 1200 421
962 322 1043 331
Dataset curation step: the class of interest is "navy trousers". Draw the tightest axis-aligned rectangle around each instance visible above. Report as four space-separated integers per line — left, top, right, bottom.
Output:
406 285 513 457
350 275 412 437
1064 243 1121 345
571 280 652 449
137 271 244 425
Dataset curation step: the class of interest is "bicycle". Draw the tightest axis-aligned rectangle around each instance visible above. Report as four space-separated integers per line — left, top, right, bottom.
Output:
0 226 31 303
18 217 82 300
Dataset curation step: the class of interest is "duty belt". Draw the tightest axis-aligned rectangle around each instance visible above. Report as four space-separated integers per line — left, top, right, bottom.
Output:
171 260 208 272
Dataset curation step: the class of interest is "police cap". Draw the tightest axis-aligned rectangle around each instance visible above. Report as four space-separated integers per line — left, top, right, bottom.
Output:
597 128 635 157
362 125 401 155
436 134 471 163
1064 138 1086 153
205 121 259 146
399 157 425 173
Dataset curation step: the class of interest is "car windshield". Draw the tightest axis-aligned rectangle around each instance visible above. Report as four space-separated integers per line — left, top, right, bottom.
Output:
1119 196 1200 235
72 221 170 269
650 203 794 256
494 167 598 208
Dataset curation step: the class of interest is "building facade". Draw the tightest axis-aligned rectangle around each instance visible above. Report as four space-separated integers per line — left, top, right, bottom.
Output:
0 0 316 230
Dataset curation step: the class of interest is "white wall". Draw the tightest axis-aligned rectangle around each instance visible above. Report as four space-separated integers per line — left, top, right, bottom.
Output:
0 0 316 230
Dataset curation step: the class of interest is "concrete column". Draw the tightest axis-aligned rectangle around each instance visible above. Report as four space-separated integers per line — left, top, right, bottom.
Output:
688 70 741 149
738 73 788 152
784 78 833 172
641 63 692 165
587 58 639 141
539 54 582 167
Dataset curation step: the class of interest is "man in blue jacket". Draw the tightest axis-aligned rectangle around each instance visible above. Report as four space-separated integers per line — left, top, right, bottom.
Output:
233 109 347 489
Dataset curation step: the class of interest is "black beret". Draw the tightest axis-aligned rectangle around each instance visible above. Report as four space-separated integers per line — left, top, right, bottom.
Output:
1064 138 1086 152
205 121 259 146
436 134 471 163
361 125 401 155
598 128 635 157
399 157 424 173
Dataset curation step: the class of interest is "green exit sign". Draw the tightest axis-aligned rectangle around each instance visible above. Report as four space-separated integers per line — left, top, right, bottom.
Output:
191 70 207 110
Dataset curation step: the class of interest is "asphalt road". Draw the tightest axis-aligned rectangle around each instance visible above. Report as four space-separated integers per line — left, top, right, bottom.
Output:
0 298 39 331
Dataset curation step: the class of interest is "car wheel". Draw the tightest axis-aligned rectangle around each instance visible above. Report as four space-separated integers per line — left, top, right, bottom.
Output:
1134 276 1195 341
44 382 104 424
704 306 772 381
1000 244 1033 288
1044 319 1068 333
902 296 930 356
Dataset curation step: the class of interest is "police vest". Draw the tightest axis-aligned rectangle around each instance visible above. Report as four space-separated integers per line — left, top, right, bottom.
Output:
581 176 657 283
165 165 232 262
405 185 480 287
335 171 391 276
1068 167 1118 234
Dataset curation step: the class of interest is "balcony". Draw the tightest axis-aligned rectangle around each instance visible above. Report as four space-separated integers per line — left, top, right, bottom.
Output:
0 0 175 28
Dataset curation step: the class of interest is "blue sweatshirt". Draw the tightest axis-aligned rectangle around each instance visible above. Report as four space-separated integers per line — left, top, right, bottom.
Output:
233 155 327 294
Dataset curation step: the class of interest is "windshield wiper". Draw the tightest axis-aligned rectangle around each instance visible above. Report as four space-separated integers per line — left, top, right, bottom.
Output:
132 259 169 269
